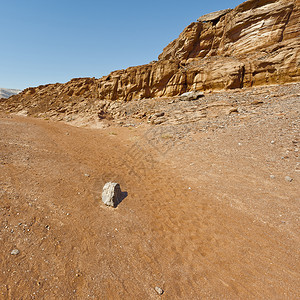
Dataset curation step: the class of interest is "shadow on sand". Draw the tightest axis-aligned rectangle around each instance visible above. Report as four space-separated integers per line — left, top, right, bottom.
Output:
114 191 128 207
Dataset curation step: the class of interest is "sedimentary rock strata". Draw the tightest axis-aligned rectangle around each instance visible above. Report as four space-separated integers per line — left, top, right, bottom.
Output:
1 0 299 114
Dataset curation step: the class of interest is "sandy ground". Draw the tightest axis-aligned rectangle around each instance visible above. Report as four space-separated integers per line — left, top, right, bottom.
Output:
0 85 299 299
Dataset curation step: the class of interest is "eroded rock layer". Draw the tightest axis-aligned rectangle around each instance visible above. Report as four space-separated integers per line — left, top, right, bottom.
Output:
2 0 299 112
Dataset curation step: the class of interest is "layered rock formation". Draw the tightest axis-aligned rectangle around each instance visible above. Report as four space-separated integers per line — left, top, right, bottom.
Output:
2 0 299 114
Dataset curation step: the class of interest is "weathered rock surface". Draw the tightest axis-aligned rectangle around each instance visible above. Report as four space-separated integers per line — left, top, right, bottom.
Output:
1 0 299 116
197 9 232 23
102 182 122 207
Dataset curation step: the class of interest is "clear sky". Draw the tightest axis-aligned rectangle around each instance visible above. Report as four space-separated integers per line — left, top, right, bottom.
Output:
1 0 244 90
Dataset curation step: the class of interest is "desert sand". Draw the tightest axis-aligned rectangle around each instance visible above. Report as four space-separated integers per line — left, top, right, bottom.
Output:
1 83 299 299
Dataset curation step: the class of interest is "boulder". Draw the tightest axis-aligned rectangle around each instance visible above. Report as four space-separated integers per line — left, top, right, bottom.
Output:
178 91 204 101
102 182 122 207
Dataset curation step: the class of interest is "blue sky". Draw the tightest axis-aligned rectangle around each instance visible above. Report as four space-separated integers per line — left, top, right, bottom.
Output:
1 0 244 90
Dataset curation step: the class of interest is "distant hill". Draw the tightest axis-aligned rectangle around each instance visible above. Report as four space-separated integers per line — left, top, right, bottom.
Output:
0 88 21 99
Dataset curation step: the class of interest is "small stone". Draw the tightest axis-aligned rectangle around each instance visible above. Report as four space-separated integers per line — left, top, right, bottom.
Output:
270 175 275 179
285 176 293 182
226 107 238 115
153 112 164 118
271 140 275 144
152 117 166 125
155 286 164 295
84 173 90 177
102 182 122 207
251 100 264 105
11 249 20 255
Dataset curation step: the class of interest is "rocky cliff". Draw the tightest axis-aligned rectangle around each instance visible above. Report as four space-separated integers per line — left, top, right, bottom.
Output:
2 0 299 114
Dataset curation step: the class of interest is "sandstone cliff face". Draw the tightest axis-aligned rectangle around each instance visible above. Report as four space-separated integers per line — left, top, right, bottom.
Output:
159 0 296 60
2 0 299 113
158 0 299 90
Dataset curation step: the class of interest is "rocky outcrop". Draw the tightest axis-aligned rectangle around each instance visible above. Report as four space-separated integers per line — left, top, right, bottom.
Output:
197 9 232 23
1 0 299 114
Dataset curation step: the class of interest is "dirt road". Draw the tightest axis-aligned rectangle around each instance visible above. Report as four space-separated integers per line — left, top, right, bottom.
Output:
0 111 299 299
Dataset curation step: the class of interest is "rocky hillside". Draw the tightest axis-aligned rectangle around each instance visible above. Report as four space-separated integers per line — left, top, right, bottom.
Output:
1 0 299 115
0 88 21 99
